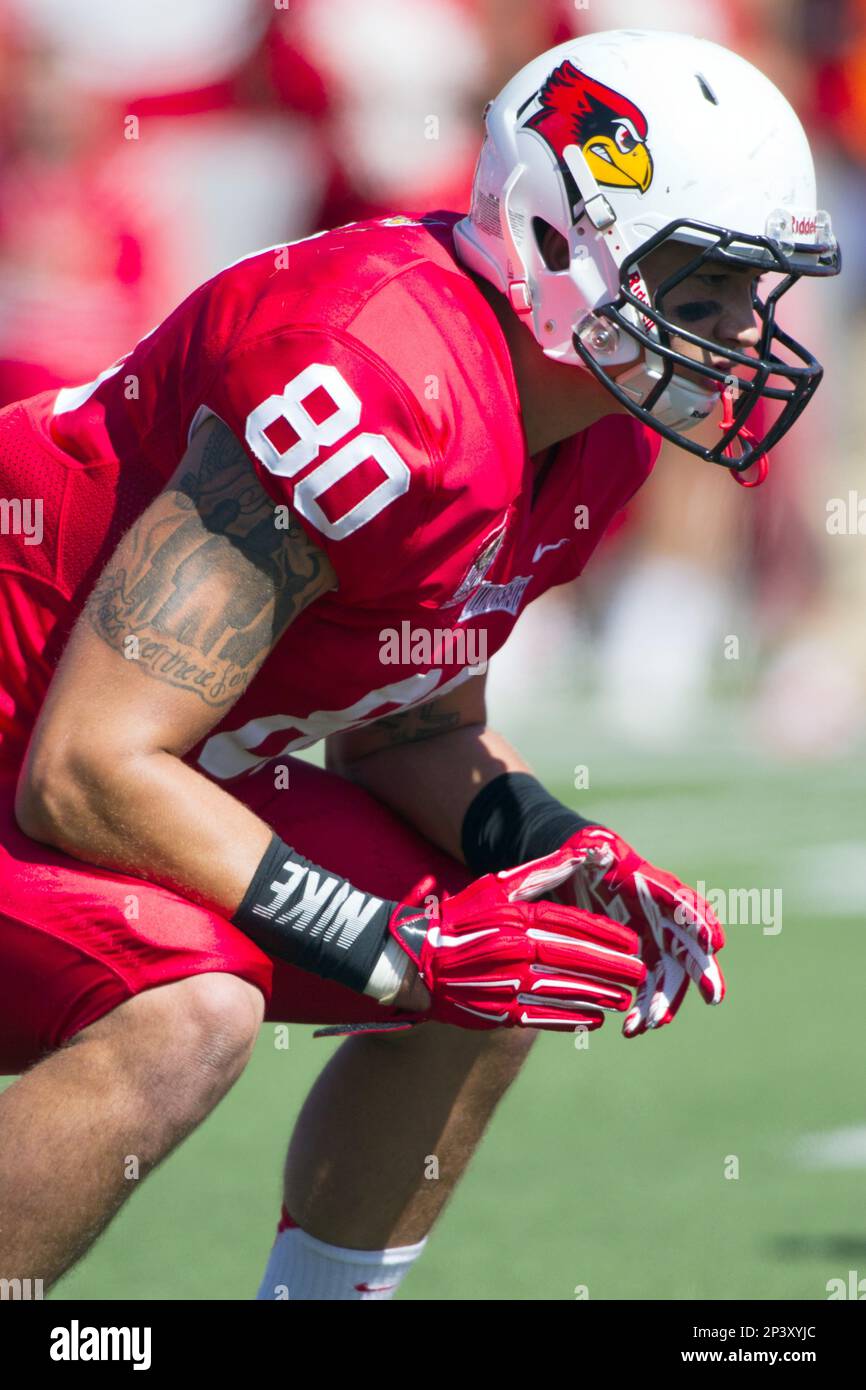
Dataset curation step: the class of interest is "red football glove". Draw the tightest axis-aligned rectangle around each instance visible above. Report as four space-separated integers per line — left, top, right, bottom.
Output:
315 847 645 1037
553 826 726 1037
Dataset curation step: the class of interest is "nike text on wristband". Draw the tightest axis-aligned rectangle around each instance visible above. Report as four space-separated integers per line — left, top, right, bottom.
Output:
231 833 396 996
461 771 597 875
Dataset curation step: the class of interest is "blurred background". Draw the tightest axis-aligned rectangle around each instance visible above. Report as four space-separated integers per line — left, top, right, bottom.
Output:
1 0 864 756
2 0 863 1299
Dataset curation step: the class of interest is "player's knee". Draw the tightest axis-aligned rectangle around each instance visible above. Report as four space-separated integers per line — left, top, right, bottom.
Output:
78 971 264 1108
169 972 265 1080
132 974 264 1135
470 1023 539 1074
368 1019 538 1077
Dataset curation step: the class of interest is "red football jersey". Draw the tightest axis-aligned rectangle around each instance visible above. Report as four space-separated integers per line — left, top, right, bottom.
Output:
0 213 658 782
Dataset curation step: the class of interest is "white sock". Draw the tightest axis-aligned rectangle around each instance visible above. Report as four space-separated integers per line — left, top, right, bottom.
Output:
256 1207 427 1301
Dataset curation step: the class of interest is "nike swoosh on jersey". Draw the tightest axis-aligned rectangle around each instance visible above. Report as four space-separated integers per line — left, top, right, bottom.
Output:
532 538 571 563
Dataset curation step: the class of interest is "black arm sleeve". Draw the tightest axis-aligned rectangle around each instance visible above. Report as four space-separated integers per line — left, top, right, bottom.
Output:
460 771 597 875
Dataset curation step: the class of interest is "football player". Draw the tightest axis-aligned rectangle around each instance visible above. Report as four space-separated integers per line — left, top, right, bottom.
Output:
0 30 838 1299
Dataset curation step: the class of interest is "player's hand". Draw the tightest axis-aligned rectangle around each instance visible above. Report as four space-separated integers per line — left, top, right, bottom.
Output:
315 848 645 1037
553 826 726 1037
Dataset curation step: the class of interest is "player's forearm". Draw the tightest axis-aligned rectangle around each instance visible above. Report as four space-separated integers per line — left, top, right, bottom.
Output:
16 747 431 1009
16 745 274 915
330 723 533 863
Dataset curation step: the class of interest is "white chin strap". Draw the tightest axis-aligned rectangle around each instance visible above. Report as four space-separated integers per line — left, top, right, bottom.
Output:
615 352 720 433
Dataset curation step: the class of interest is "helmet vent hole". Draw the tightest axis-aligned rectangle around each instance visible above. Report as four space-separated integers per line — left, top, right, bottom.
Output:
533 218 570 271
696 73 719 104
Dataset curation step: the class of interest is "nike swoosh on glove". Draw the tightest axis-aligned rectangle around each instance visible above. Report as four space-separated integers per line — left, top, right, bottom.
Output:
315 847 645 1038
553 826 726 1037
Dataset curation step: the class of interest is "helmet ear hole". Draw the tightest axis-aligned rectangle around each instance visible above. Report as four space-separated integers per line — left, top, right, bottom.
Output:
533 218 569 271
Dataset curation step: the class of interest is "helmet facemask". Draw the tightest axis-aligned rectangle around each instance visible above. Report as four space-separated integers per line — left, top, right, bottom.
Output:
570 217 841 475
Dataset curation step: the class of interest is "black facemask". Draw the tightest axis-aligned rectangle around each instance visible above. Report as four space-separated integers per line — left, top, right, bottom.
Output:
571 216 841 479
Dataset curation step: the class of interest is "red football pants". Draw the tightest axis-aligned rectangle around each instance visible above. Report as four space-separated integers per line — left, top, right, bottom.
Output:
0 758 472 1074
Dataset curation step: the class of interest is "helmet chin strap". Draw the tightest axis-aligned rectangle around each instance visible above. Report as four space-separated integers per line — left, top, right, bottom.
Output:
717 387 770 487
614 353 718 431
605 353 771 486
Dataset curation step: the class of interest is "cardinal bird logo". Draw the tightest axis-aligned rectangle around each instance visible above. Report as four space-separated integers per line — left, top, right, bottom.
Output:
523 60 653 201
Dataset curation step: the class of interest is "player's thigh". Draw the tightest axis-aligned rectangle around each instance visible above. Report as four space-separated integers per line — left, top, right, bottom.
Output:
234 754 473 900
0 750 477 1067
0 780 273 1075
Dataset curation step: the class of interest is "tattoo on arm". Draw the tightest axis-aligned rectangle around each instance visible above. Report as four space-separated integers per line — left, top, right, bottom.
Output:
371 700 463 749
85 420 334 708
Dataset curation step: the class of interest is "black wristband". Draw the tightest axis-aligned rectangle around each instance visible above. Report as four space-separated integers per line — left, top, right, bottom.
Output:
461 771 597 875
231 833 394 993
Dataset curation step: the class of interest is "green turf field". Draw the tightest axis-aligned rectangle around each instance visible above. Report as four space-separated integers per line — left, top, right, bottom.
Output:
7 734 864 1301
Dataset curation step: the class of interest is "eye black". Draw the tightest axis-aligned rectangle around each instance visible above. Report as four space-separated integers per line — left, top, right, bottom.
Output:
674 300 720 323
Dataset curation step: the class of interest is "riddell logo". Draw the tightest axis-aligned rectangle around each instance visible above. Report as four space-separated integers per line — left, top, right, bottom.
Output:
628 271 648 304
628 271 653 331
791 215 817 236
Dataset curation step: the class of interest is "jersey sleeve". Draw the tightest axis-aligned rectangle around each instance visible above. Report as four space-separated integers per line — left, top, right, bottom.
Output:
200 328 437 599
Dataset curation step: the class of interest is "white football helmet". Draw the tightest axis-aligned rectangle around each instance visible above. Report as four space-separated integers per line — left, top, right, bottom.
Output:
453 29 840 477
